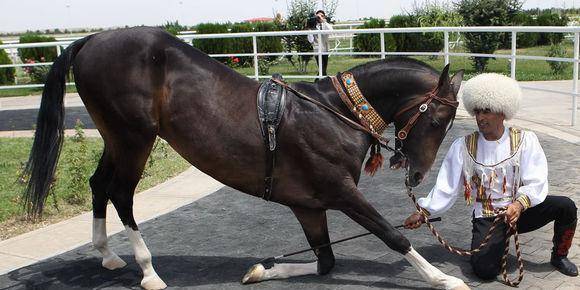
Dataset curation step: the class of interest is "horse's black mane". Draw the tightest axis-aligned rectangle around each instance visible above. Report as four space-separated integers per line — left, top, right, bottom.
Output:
349 57 439 76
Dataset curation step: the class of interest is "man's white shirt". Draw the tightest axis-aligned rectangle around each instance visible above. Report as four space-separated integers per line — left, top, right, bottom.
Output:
418 128 548 218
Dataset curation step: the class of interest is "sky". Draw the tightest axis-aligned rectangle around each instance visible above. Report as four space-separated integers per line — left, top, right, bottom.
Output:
0 0 578 33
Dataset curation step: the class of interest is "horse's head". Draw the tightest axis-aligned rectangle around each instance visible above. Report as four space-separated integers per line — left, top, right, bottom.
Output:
393 64 464 187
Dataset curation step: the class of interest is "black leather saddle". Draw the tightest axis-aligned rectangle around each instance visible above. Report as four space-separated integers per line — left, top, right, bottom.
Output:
257 73 287 200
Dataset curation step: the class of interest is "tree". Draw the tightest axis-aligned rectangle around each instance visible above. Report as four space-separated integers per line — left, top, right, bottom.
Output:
283 0 338 73
455 0 523 72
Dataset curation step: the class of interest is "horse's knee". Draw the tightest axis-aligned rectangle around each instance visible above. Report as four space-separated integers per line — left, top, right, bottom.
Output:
316 248 335 275
471 258 499 280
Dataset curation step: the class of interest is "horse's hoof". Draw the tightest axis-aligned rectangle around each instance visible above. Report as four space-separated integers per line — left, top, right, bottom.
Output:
102 254 127 270
448 280 470 290
141 274 167 290
241 263 265 284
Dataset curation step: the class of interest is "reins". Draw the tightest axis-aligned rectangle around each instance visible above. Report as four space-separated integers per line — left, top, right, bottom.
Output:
403 164 525 286
272 74 523 286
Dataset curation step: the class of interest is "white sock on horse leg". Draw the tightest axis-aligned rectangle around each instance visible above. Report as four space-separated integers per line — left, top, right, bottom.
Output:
263 261 318 280
403 247 469 290
242 261 318 283
125 226 167 290
92 218 126 270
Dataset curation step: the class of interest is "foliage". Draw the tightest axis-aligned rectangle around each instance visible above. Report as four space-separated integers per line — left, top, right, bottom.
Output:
456 0 523 72
536 13 568 45
192 23 231 64
0 40 15 85
507 12 539 48
62 120 91 205
17 34 58 63
161 20 187 36
229 22 254 66
353 18 395 55
546 43 571 75
283 0 318 73
23 58 50 84
255 21 284 62
389 1 461 54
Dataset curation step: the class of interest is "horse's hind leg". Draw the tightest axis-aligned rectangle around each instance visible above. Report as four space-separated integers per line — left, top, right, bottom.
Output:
242 207 334 283
340 188 469 290
91 148 127 270
106 135 167 290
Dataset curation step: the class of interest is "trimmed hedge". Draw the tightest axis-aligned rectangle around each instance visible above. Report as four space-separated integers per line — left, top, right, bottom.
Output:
192 23 231 64
537 13 568 45
0 40 15 85
388 15 443 53
18 34 57 62
353 18 395 55
192 22 283 66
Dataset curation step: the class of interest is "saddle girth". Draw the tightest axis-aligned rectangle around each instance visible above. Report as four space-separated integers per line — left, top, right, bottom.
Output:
257 74 287 201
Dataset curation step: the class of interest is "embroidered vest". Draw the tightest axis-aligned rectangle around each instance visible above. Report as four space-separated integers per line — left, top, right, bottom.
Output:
462 127 524 217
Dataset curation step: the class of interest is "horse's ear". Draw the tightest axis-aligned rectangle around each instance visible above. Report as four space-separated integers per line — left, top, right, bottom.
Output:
437 64 451 89
450 70 464 99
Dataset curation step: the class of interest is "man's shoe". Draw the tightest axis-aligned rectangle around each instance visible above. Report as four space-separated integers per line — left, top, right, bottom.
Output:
550 254 578 276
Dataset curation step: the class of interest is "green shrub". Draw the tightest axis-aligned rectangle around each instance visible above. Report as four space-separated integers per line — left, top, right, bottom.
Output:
537 13 568 45
547 43 571 75
18 34 57 62
229 22 254 66
255 21 284 62
456 0 522 72
192 23 231 64
512 13 539 48
162 20 187 36
353 18 395 55
283 0 317 72
0 41 15 85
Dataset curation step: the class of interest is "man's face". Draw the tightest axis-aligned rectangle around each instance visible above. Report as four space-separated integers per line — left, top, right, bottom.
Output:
316 12 325 22
474 108 505 136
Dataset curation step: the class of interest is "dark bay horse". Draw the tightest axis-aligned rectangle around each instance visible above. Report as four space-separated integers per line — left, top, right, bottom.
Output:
23 27 466 289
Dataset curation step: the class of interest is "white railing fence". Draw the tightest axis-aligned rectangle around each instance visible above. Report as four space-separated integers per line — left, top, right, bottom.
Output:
0 26 578 126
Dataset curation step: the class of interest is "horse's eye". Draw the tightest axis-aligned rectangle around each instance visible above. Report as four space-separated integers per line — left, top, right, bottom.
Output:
431 120 441 128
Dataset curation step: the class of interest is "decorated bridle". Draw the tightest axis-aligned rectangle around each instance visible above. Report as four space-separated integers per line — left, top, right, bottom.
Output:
272 71 458 174
331 71 459 142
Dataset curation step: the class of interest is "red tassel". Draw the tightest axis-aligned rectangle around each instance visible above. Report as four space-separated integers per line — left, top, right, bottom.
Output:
463 176 472 205
364 151 384 176
502 175 507 194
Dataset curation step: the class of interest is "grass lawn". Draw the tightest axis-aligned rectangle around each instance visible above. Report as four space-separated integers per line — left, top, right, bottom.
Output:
0 135 190 240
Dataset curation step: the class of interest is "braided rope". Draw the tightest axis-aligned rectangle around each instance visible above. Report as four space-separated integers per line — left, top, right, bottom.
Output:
406 185 524 286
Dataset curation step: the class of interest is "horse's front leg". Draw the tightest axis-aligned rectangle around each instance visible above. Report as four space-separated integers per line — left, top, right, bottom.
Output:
242 206 334 283
340 187 469 290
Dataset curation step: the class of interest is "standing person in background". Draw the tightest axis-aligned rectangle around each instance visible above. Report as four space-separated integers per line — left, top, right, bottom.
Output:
307 10 333 78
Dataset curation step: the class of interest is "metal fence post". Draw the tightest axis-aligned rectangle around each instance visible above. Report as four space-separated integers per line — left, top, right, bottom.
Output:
349 25 354 52
56 45 61 56
253 36 259 81
318 31 323 77
511 31 517 79
380 32 385 59
444 31 449 65
573 32 579 126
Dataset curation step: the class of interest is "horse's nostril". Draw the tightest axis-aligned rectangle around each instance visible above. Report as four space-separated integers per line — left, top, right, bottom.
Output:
413 172 423 184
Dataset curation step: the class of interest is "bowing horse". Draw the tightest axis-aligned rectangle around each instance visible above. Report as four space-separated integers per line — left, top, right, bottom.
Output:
23 27 466 289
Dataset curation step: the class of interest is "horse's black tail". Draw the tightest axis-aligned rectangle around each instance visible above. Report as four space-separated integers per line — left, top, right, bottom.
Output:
21 35 92 219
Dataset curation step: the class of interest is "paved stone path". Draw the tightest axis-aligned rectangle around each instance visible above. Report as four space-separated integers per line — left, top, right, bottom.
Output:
0 119 578 289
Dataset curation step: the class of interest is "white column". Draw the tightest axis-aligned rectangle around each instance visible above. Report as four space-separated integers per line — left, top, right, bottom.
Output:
253 35 259 80
510 31 517 79
573 32 579 126
380 32 385 59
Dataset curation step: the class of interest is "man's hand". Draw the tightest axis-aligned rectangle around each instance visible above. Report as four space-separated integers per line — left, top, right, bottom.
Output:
504 201 524 228
404 212 425 229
